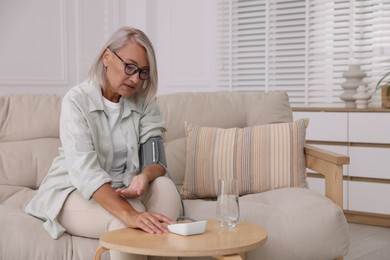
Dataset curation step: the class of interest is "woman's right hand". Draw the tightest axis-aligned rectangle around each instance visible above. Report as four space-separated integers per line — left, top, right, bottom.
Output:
127 211 175 234
93 183 174 234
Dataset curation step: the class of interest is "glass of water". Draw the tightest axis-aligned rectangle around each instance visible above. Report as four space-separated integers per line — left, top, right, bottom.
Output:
216 179 240 228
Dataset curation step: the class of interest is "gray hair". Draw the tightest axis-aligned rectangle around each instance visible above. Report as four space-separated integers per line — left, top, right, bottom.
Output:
88 26 158 103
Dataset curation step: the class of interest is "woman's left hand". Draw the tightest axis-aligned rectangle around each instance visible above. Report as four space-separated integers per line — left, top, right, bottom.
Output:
116 173 149 198
116 164 165 198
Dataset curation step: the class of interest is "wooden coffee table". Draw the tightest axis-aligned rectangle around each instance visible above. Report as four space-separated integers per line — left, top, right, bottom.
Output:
94 220 267 260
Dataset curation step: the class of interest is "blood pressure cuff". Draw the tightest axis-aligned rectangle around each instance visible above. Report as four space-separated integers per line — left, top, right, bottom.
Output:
140 136 184 216
139 136 167 170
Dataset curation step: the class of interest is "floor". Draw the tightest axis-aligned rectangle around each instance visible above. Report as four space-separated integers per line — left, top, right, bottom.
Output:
346 223 390 260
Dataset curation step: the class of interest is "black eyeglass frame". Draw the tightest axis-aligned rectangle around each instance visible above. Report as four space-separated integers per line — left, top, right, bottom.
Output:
108 48 150 80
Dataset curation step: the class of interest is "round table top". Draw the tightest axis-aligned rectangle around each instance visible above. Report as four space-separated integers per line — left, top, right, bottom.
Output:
99 220 267 257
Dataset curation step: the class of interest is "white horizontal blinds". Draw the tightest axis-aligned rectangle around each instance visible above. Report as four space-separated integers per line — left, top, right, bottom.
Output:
234 1 267 90
369 0 390 91
307 0 351 106
267 0 307 104
217 0 390 106
216 0 267 91
216 0 232 90
216 0 308 101
354 0 378 96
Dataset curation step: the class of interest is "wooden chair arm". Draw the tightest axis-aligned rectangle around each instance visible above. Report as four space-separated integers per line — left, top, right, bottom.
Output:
304 144 350 208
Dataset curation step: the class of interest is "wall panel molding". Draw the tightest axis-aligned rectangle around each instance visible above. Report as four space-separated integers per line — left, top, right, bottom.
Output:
153 0 217 95
0 0 217 95
0 0 68 87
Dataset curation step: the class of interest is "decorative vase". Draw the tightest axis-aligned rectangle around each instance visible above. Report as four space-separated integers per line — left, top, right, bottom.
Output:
353 85 371 109
340 64 366 108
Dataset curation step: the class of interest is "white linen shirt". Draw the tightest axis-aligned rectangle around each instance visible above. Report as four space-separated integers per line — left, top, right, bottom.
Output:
25 80 165 239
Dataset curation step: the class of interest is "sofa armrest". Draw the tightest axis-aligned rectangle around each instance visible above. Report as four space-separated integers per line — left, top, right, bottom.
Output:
304 144 350 208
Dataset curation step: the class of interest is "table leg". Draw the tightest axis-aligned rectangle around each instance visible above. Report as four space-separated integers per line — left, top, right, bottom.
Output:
213 253 245 260
94 246 108 260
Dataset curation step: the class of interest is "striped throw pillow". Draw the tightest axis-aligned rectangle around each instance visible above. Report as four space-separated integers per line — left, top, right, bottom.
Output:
181 118 309 199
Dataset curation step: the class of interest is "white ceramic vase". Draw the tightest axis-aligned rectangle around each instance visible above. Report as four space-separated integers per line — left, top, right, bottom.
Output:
353 85 371 109
340 64 366 108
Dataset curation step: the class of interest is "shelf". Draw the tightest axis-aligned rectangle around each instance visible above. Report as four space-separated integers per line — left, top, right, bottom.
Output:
293 107 390 113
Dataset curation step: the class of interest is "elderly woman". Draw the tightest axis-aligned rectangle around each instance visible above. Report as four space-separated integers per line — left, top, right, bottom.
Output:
25 26 182 260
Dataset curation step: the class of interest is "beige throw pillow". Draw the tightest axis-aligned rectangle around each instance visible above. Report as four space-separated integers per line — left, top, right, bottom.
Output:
181 118 309 199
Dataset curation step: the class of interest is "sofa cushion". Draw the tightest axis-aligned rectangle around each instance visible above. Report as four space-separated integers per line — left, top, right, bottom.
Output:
181 119 309 199
0 205 72 259
0 139 61 189
157 92 293 143
0 206 106 260
0 186 36 209
0 94 62 142
0 94 62 189
165 137 187 187
183 188 349 260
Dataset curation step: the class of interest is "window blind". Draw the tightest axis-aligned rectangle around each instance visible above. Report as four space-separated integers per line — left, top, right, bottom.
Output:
217 0 390 107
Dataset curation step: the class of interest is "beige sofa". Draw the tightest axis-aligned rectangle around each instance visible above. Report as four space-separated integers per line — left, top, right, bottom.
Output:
0 91 349 260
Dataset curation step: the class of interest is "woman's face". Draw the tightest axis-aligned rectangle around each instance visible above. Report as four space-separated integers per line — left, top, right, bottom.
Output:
102 40 149 102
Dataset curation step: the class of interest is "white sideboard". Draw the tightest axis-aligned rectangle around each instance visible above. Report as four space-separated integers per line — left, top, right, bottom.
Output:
293 108 390 227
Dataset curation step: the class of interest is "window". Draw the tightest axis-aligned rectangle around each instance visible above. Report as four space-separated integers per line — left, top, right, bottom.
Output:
217 0 390 106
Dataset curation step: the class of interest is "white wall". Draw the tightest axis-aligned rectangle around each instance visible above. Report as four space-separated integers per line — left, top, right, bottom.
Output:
0 0 217 96
151 0 217 95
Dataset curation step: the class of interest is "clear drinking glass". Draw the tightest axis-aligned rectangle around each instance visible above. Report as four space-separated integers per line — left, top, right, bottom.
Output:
216 179 240 228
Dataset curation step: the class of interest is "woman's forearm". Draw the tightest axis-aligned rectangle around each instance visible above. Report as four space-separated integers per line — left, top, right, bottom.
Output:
141 163 166 182
92 183 137 226
93 180 173 234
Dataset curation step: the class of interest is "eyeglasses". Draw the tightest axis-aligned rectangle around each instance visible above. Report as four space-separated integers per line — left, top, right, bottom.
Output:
108 48 150 80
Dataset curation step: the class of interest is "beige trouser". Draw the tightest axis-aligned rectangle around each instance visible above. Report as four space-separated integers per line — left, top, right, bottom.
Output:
58 176 182 260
